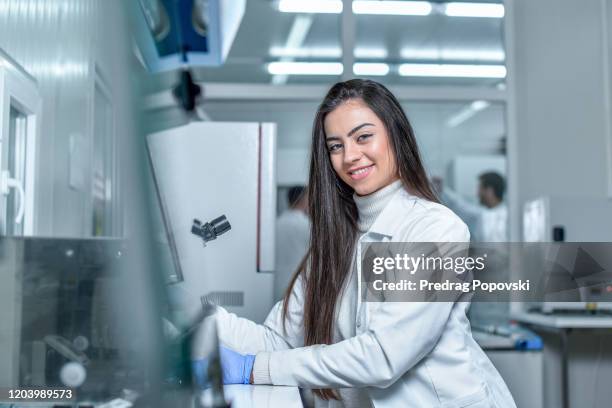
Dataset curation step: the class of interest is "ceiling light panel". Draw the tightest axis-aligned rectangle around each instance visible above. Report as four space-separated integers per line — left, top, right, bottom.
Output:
353 63 390 76
267 61 343 75
446 100 491 128
278 0 343 14
443 2 505 18
400 48 506 62
269 46 342 58
354 47 389 59
398 63 506 78
277 1 505 19
269 47 389 59
353 1 433 16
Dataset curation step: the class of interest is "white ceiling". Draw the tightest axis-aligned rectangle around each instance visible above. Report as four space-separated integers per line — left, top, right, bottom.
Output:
144 0 506 92
142 2 508 180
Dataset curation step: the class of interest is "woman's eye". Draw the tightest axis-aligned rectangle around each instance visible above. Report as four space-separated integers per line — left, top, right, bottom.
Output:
328 143 342 152
357 133 373 142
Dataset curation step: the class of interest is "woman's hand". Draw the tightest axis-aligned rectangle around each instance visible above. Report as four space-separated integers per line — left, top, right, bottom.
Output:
192 346 256 387
219 346 256 384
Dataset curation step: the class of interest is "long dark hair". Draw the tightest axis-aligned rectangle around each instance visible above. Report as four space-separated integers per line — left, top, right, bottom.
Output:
283 79 438 400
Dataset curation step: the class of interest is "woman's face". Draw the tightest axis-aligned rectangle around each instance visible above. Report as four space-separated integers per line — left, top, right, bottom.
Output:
324 99 398 196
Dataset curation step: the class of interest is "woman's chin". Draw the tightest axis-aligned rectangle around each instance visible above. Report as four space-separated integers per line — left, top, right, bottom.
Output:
353 184 375 196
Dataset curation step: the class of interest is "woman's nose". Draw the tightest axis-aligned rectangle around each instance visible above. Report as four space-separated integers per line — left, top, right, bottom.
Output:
343 141 362 163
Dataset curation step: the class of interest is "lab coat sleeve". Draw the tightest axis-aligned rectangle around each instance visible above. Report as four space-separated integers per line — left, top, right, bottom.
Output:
441 188 482 230
262 215 470 389
213 275 305 355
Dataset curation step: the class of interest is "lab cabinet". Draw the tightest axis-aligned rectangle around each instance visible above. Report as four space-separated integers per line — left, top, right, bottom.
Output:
147 121 277 323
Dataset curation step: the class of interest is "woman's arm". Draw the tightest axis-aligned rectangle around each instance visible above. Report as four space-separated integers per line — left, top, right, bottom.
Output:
253 213 470 388
213 275 305 355
256 301 456 388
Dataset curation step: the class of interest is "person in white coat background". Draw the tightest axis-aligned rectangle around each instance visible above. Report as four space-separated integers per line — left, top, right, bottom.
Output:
433 172 508 243
195 79 516 408
274 186 310 301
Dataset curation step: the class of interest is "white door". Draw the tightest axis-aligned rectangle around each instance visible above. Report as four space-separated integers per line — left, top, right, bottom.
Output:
0 62 40 236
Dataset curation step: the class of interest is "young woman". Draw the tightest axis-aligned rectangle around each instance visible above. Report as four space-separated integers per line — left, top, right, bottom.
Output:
204 79 516 408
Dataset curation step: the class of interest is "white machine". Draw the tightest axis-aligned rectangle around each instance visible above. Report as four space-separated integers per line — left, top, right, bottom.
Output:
147 121 277 323
522 196 612 313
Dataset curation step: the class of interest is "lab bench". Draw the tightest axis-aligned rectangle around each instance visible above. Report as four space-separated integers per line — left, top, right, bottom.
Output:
512 310 612 408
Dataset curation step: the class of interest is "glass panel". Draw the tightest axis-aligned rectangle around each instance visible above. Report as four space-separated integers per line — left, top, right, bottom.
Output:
402 101 508 238
6 105 27 236
404 101 509 325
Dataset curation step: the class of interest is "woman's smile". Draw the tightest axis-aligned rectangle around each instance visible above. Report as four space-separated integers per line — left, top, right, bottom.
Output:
348 164 375 181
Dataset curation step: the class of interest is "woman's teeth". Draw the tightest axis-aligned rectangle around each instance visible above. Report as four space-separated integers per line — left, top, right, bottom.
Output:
351 166 372 175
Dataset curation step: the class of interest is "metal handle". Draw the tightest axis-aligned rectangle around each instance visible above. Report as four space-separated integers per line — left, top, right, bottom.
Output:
1 170 25 224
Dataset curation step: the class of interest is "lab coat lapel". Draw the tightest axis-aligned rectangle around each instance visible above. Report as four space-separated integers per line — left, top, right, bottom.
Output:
355 188 416 333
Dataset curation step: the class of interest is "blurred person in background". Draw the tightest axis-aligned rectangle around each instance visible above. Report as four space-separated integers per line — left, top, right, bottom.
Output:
274 186 310 301
433 171 508 242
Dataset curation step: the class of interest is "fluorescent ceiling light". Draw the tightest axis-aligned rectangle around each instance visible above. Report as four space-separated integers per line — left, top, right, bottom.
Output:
272 15 314 84
400 48 505 62
268 61 343 75
398 63 506 78
470 100 490 111
278 1 504 18
446 100 491 128
443 2 505 18
353 63 390 76
355 47 389 59
353 1 432 16
270 46 342 58
278 0 343 14
269 46 389 59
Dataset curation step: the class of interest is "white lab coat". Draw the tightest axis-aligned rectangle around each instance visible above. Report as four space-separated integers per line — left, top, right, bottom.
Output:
274 209 310 301
441 188 508 242
213 188 516 408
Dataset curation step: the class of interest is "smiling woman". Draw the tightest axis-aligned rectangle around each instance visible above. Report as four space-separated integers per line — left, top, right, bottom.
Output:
206 79 517 408
324 100 398 196
313 79 436 200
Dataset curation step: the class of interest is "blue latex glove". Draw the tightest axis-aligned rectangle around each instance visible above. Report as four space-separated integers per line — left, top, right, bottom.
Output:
219 346 256 384
192 358 210 388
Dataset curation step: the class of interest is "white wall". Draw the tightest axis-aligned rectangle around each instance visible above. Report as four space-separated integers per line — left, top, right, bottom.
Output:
514 0 610 203
0 0 133 237
512 0 612 406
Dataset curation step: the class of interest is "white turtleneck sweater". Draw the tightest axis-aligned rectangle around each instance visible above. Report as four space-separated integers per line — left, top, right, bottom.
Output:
254 180 404 408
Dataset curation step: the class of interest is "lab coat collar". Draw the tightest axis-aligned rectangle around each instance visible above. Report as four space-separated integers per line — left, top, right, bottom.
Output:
365 187 417 238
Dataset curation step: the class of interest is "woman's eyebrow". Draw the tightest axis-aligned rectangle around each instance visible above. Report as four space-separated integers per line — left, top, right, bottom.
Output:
325 122 375 141
348 122 374 137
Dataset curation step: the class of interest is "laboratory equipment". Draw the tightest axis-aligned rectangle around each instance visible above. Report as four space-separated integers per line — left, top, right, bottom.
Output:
472 323 542 351
131 0 246 72
191 215 231 247
522 196 612 312
0 237 166 404
0 236 232 407
147 121 277 323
